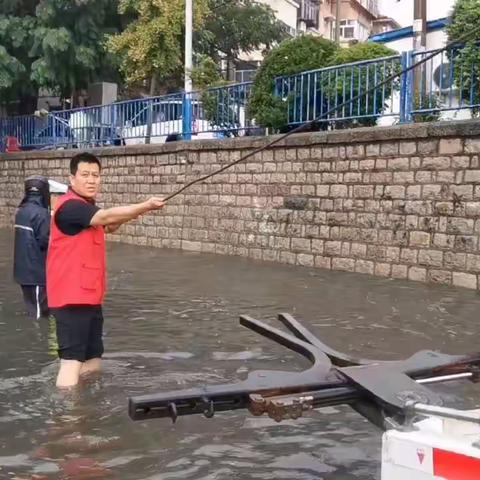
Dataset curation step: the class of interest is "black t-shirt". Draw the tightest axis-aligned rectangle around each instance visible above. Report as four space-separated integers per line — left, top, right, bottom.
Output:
55 200 100 236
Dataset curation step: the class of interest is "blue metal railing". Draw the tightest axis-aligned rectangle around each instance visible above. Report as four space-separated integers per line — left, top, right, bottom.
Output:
0 83 257 151
275 43 480 128
275 54 402 126
1 43 479 152
409 45 480 120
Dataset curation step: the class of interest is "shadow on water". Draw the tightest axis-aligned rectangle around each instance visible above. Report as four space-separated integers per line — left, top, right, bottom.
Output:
0 229 479 479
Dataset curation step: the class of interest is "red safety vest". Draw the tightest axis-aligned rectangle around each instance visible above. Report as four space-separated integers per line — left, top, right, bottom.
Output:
47 189 106 308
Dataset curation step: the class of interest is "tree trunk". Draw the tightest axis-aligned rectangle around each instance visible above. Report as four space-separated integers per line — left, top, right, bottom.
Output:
149 74 157 96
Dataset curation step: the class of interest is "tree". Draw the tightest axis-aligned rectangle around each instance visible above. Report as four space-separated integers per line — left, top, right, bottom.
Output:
447 0 480 115
0 0 39 114
30 0 121 106
326 42 398 128
248 35 338 131
198 0 286 81
106 0 210 95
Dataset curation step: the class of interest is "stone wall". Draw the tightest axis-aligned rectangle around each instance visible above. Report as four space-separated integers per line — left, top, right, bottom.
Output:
2 120 480 289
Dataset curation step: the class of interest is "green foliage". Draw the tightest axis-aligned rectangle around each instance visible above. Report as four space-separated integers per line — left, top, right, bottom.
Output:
411 93 441 123
198 0 286 62
0 1 38 111
31 0 121 99
248 35 338 131
191 55 224 90
0 46 25 90
447 0 480 115
107 0 210 91
191 55 242 131
326 42 398 128
0 0 121 111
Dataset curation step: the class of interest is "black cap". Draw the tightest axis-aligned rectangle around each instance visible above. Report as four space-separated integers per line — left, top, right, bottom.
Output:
24 175 50 209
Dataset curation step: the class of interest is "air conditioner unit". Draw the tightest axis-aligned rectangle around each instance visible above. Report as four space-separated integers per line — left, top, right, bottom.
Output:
433 62 456 94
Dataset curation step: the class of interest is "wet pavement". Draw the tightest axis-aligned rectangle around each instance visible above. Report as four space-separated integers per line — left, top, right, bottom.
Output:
0 228 479 479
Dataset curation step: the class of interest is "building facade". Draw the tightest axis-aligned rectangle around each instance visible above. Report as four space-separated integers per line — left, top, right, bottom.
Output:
236 0 383 81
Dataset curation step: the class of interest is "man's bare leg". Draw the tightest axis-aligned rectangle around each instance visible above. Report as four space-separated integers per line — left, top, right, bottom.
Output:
56 359 82 388
80 358 102 376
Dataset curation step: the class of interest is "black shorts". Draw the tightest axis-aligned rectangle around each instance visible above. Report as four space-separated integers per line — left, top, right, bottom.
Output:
51 305 104 362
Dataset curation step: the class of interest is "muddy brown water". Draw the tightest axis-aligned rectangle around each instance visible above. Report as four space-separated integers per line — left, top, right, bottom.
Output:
0 229 479 479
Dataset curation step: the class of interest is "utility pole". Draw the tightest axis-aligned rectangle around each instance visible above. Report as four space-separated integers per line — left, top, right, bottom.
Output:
413 0 427 98
183 0 193 141
413 0 427 51
335 0 341 44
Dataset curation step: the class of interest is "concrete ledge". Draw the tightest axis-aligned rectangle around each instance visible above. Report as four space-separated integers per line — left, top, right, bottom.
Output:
2 119 480 161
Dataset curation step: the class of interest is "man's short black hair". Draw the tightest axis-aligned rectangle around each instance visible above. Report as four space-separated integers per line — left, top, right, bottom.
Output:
70 153 101 175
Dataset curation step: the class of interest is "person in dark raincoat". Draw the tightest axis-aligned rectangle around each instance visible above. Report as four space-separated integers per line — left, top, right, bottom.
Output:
13 175 51 319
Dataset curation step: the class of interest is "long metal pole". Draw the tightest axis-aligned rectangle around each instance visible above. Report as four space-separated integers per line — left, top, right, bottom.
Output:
183 0 193 141
185 0 193 94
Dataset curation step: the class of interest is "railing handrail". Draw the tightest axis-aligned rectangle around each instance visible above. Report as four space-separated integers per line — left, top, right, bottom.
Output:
275 54 402 82
1 42 479 152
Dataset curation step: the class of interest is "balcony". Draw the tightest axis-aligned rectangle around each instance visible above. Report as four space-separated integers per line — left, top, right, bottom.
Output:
298 0 320 28
352 0 379 18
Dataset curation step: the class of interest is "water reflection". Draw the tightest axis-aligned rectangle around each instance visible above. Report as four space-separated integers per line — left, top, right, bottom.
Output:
0 229 479 479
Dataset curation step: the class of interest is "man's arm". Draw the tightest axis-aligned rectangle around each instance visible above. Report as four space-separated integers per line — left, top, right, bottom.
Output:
90 197 164 227
104 223 122 234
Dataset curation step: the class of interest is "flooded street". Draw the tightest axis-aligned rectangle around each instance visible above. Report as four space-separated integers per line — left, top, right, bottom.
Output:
0 228 479 479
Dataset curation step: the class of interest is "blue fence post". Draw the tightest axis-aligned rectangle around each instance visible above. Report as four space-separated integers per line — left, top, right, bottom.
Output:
182 92 192 141
404 50 414 124
399 52 408 123
111 103 117 146
52 115 57 147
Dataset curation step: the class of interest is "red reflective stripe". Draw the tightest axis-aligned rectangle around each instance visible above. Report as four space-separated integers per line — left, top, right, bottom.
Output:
434 449 480 480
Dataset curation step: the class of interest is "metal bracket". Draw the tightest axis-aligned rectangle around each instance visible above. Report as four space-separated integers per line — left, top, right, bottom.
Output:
128 313 480 430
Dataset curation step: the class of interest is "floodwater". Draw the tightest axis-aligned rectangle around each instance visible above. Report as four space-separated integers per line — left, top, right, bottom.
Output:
0 228 479 480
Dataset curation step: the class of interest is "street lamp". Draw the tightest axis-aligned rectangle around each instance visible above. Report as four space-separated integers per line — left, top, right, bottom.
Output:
183 0 193 141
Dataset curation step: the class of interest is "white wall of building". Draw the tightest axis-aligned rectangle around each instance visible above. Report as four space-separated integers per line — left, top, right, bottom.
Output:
379 0 455 27
255 0 300 31
381 27 448 53
239 0 300 63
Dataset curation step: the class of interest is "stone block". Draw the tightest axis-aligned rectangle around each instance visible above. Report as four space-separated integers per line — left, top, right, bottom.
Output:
408 266 427 282
366 144 380 157
393 171 414 184
355 260 374 275
315 256 332 269
428 270 452 285
418 249 443 267
388 158 409 171
422 157 450 170
297 254 314 267
380 142 399 157
452 272 477 289
409 231 431 247
439 138 463 155
330 184 348 197
332 257 355 272
465 139 480 154
325 241 342 256
375 263 392 277
399 142 417 155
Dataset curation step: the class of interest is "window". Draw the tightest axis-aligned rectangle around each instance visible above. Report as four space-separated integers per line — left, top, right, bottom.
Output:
339 19 356 39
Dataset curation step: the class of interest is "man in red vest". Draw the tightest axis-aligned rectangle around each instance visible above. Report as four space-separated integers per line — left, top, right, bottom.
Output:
47 152 164 387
